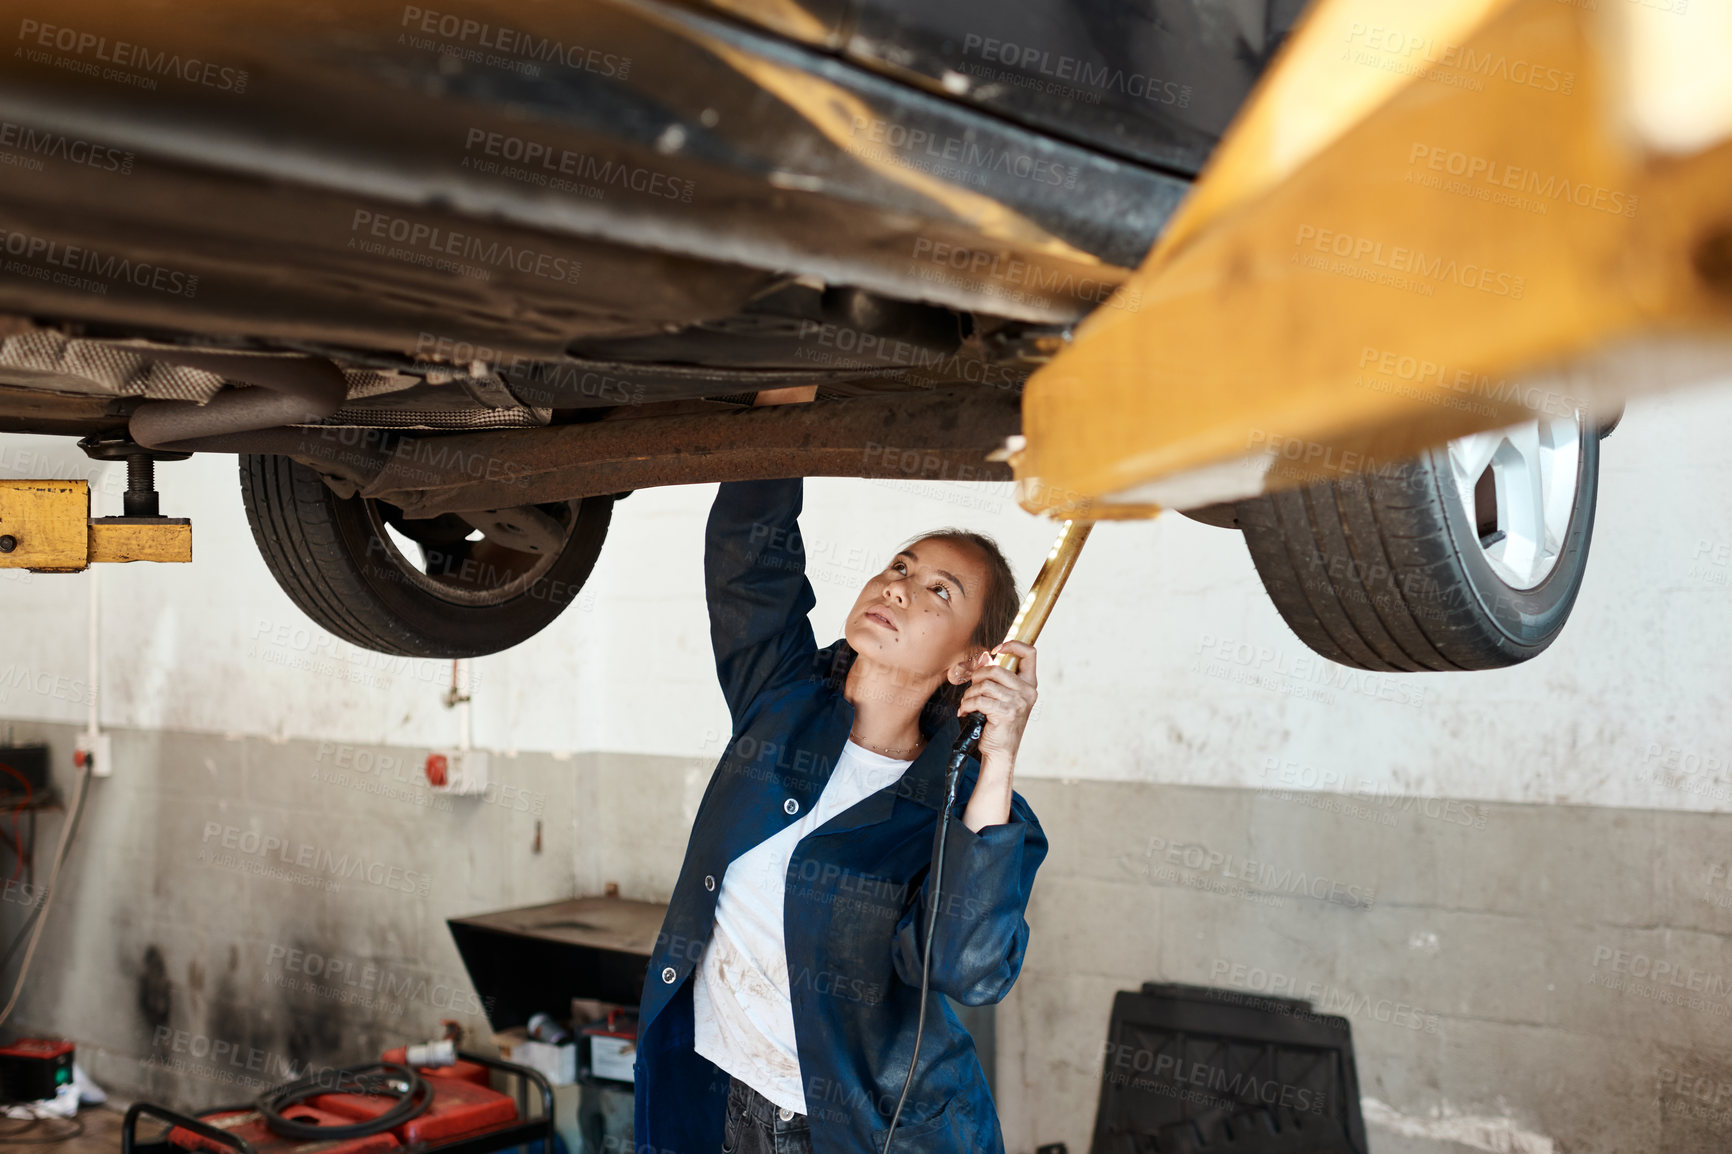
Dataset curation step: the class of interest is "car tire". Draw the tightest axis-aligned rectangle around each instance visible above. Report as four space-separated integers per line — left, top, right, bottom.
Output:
1234 415 1599 672
239 453 612 658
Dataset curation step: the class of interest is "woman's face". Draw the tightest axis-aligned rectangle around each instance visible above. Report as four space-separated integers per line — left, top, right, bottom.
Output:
844 536 990 687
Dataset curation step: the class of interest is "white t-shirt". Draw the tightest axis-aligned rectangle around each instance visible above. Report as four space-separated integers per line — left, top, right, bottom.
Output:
693 739 915 1115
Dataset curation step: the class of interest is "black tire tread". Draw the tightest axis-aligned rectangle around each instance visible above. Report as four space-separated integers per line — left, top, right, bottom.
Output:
1236 434 1596 673
1330 470 1455 672
239 453 609 658
241 453 381 651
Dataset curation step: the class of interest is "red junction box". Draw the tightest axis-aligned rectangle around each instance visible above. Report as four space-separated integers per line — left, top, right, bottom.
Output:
313 1076 517 1145
168 1107 401 1154
0 1037 75 1103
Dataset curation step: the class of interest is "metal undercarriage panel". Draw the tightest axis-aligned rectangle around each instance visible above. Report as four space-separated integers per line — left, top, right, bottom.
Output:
720 0 1307 175
0 0 1189 364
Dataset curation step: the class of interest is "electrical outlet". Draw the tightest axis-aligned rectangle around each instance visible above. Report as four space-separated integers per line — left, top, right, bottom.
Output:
75 732 113 779
424 749 489 797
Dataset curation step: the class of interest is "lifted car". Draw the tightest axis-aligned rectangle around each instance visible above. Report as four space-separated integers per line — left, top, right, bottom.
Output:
0 0 1602 668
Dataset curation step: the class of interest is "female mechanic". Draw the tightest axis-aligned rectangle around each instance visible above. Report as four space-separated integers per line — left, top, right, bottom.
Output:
633 463 1048 1154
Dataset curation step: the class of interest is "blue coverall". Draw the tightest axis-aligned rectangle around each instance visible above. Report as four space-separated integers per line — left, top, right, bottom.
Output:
633 479 1048 1153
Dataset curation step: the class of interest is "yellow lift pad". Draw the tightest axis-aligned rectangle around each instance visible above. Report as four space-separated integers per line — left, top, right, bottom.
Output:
0 480 191 571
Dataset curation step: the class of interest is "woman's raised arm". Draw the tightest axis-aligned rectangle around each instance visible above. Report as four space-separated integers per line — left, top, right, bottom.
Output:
705 478 819 724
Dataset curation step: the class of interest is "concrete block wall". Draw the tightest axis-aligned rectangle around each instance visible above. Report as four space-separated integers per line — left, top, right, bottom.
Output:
0 720 583 1111
998 778 1732 1154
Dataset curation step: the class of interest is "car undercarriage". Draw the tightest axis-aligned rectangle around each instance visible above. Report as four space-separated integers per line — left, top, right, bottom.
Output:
0 0 1604 672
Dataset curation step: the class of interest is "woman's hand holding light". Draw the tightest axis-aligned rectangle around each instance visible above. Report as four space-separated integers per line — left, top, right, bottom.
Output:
958 640 1036 831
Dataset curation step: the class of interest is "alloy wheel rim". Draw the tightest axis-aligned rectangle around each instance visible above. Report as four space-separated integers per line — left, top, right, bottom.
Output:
1445 414 1582 590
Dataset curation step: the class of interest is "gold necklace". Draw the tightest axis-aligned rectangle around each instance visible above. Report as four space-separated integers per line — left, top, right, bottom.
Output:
849 729 921 759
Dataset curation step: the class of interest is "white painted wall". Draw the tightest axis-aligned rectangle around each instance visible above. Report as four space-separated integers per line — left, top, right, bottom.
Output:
2 380 1729 811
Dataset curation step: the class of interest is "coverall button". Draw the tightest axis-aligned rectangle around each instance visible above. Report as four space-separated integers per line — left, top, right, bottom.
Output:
661 966 677 984
784 797 799 815
704 874 716 891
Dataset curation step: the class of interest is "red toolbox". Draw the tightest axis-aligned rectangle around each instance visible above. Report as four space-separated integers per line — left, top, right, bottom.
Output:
125 1051 552 1154
166 1107 400 1154
313 1074 517 1145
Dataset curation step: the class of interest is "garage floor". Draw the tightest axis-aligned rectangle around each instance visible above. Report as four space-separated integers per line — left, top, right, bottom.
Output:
2 1106 130 1153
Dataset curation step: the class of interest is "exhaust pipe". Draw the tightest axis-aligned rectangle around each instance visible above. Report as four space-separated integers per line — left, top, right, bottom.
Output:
129 352 349 452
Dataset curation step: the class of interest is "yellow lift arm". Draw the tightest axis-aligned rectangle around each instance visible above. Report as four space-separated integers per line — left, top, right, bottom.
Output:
0 481 191 571
1008 0 1732 518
